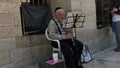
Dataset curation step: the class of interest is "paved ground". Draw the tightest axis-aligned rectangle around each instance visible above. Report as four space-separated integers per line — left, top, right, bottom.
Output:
83 46 120 68
22 46 120 68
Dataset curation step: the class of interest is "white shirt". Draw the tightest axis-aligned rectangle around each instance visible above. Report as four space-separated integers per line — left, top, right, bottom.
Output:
112 7 120 22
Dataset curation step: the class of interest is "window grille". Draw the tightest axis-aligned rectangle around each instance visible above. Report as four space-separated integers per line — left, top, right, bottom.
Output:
20 0 50 5
20 0 52 36
95 0 112 29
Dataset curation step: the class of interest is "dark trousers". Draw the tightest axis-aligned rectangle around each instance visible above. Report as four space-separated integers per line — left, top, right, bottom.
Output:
51 39 83 68
112 21 120 47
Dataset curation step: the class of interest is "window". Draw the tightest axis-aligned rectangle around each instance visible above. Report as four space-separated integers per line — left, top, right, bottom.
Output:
20 0 50 5
95 0 112 29
29 0 50 5
20 0 52 36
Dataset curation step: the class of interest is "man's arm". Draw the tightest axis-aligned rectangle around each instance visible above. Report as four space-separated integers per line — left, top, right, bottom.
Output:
48 20 66 40
114 11 120 14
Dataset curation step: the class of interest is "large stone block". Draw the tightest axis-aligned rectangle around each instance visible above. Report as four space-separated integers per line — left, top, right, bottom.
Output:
0 27 9 38
8 2 20 13
14 14 21 26
31 45 52 62
71 0 96 30
13 26 22 36
0 1 20 13
8 0 19 3
71 1 82 11
0 2 8 13
77 29 99 41
30 35 44 46
14 59 33 68
0 14 14 27
30 35 50 46
16 36 31 48
10 48 32 63
0 0 9 2
0 51 10 65
16 35 50 48
0 63 15 68
0 26 22 39
0 38 16 51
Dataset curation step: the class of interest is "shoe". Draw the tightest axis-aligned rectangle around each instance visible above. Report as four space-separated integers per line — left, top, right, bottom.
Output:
114 47 120 52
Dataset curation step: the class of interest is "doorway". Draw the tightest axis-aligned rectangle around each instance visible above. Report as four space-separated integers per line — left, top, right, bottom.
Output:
96 0 112 29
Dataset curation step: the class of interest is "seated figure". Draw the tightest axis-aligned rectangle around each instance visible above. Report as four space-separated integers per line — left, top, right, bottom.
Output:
48 7 84 68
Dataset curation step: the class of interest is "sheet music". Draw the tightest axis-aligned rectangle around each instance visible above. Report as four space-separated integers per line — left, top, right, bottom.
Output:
63 12 85 28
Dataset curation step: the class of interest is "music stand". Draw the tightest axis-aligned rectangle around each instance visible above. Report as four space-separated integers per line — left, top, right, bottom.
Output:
65 12 85 39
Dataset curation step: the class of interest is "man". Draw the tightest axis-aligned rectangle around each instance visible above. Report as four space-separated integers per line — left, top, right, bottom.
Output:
111 0 120 52
48 7 83 68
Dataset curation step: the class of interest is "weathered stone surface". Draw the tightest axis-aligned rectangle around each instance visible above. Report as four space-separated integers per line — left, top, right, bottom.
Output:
0 63 15 68
0 26 22 38
0 51 10 65
30 35 50 46
16 36 31 48
71 1 82 11
0 2 8 13
31 45 52 62
16 35 50 48
0 27 10 38
0 0 9 2
9 45 51 67
8 0 20 3
8 2 20 13
0 14 14 27
15 59 33 68
0 38 16 51
13 26 22 36
83 47 120 68
10 48 32 63
14 14 21 26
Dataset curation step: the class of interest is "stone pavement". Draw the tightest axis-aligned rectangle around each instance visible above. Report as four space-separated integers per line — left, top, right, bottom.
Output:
83 46 120 68
22 46 120 68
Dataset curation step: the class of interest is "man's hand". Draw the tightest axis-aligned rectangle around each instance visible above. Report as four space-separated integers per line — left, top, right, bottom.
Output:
65 33 72 39
68 28 73 33
110 10 115 14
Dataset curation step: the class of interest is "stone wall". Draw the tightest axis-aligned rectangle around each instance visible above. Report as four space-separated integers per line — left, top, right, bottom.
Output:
0 0 52 68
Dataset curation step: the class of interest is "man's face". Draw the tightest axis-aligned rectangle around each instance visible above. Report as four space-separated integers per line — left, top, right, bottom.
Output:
55 9 65 22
